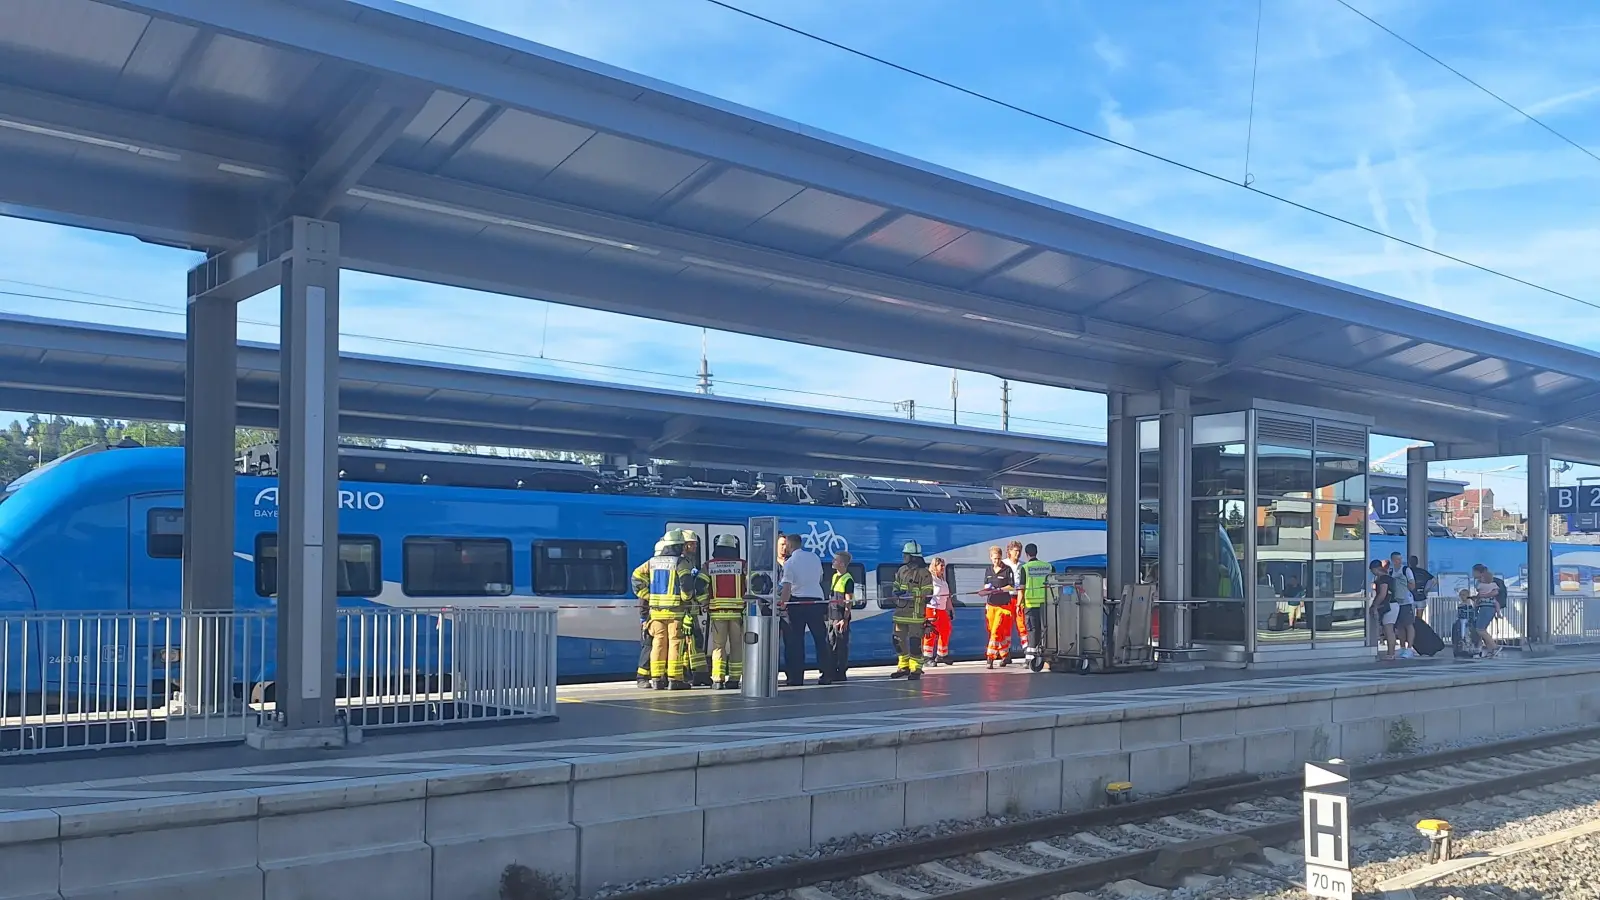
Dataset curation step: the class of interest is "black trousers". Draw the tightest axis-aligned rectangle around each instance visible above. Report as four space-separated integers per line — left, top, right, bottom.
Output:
782 602 835 684
830 618 850 681
1024 607 1043 651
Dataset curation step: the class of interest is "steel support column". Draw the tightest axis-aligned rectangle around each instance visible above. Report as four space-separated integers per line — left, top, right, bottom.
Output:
1527 441 1551 649
1157 385 1190 648
1105 393 1139 596
187 217 345 745
180 293 237 714
1406 448 1429 570
275 223 341 728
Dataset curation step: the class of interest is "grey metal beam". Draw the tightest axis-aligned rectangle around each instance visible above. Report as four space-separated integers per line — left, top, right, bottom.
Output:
180 292 236 715
1510 389 1600 440
1157 384 1190 647
338 219 1163 395
1406 448 1429 570
646 415 701 453
1165 315 1327 386
1527 441 1551 649
0 150 259 249
351 167 1223 368
0 82 295 179
276 81 431 220
272 219 341 732
1104 393 1138 596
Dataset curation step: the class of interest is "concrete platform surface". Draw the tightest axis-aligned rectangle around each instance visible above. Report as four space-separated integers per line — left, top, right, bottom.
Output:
0 651 1589 810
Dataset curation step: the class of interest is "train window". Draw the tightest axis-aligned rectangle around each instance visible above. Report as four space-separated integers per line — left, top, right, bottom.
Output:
254 534 383 598
846 562 866 609
874 564 900 609
532 540 628 595
402 537 513 597
146 508 184 559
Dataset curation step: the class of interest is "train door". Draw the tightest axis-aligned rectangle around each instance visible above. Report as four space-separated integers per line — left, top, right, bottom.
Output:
127 496 184 612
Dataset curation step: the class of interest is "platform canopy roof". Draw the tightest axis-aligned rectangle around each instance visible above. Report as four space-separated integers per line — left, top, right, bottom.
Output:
3 0 1600 464
0 313 1109 491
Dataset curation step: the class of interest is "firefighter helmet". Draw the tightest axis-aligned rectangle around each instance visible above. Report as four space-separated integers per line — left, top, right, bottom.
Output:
714 534 740 550
902 540 922 555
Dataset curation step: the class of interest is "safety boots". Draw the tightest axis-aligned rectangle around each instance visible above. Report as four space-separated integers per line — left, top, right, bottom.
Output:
652 677 668 690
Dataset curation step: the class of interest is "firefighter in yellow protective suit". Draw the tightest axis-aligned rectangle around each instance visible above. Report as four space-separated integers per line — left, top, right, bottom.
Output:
891 541 933 681
680 532 712 687
631 530 706 690
633 540 668 688
705 534 747 690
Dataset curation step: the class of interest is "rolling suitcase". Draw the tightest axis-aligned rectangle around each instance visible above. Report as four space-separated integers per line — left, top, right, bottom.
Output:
1411 617 1445 657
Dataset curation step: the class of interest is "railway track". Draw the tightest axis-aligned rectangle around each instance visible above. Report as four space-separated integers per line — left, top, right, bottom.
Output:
598 725 1600 900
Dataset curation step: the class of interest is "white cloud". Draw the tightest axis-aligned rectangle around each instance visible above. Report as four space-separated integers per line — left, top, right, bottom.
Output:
1092 34 1126 71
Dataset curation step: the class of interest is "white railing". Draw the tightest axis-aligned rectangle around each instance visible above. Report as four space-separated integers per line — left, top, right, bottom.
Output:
0 605 559 756
1423 593 1525 648
1550 595 1600 644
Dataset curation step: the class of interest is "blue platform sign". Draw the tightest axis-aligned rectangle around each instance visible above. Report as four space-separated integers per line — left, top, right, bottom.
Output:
1549 485 1600 515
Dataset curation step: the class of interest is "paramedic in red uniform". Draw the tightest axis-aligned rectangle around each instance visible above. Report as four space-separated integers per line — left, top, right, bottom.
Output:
924 556 954 665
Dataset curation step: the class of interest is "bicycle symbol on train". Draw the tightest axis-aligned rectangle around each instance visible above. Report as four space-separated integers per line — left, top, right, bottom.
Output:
802 521 849 558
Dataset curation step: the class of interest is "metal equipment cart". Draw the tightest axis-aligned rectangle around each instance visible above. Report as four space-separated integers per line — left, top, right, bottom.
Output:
1040 574 1159 673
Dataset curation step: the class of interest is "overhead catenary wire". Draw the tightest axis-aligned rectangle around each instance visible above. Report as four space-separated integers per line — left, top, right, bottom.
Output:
1332 0 1600 168
701 0 1600 315
0 282 1106 437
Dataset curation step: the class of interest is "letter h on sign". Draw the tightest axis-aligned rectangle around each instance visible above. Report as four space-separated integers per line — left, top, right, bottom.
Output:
1304 795 1346 867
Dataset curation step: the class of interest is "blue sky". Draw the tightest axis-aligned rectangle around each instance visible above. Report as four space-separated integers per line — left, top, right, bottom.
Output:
6 0 1600 509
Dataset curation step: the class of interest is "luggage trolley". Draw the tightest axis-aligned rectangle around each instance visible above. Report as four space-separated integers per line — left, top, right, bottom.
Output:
1041 573 1159 674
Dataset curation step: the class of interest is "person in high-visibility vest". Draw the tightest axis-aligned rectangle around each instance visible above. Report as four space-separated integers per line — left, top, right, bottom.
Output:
681 533 712 687
1020 543 1054 668
891 541 933 680
631 529 706 690
631 540 668 689
1005 540 1029 652
827 550 855 683
705 534 747 690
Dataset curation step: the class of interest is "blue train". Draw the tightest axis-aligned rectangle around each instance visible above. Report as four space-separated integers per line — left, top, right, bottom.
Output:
0 443 1109 696
4 442 1594 702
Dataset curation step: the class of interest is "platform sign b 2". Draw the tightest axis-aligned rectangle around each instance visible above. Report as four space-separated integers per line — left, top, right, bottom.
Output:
1550 484 1600 515
1303 761 1352 900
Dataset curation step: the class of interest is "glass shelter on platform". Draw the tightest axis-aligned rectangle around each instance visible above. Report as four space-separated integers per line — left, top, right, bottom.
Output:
1135 401 1372 667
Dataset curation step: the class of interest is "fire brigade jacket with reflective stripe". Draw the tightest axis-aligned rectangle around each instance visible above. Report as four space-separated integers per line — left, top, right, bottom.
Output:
633 555 704 620
1022 559 1053 608
891 563 933 624
707 559 746 620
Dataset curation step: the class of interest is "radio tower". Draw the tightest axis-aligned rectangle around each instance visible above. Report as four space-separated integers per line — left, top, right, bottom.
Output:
696 328 713 394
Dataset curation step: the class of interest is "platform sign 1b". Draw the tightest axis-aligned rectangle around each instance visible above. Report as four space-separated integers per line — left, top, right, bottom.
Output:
1303 760 1352 900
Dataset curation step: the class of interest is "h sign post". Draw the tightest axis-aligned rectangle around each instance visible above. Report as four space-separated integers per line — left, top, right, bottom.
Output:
1303 760 1352 900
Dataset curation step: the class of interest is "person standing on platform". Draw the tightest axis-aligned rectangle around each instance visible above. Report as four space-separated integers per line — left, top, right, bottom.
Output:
1004 540 1029 652
705 534 747 690
778 532 835 686
1020 543 1053 667
1370 559 1399 661
891 542 933 680
632 540 667 688
827 550 855 683
677 533 712 687
923 556 954 666
1390 551 1417 659
983 545 1019 667
634 530 704 690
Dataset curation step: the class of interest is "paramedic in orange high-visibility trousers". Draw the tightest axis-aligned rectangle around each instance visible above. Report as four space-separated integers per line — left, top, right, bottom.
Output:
923 556 954 666
984 545 1018 667
1004 540 1028 652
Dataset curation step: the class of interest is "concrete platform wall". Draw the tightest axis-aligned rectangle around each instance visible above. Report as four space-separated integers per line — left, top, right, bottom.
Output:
6 661 1599 900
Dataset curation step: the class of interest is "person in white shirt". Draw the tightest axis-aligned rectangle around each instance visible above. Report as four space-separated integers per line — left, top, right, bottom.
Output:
1389 551 1417 658
777 533 835 686
923 557 954 665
